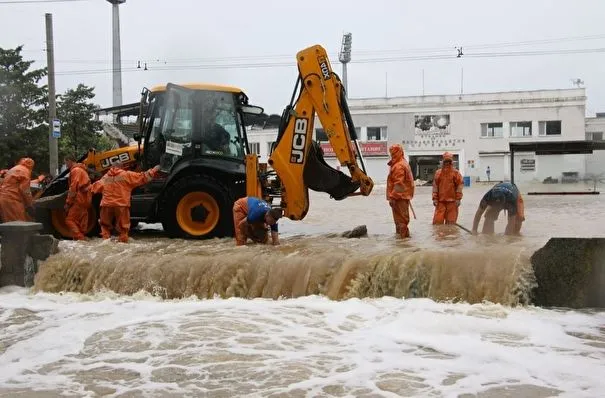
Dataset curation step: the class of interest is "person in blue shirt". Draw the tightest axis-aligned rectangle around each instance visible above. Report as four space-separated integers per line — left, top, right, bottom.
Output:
232 196 282 246
471 182 525 236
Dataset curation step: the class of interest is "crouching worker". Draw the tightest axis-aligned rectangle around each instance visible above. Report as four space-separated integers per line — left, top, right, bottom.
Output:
232 196 282 246
0 158 35 222
63 155 92 240
471 182 525 236
91 162 160 243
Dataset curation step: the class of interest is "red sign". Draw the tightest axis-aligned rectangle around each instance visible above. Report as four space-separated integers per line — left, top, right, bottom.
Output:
320 141 388 157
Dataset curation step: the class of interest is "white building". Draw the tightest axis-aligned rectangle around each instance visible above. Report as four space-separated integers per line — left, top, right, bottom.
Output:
246 88 603 185
347 88 588 184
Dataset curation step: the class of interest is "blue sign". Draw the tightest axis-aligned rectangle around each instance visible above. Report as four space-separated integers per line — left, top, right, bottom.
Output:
52 119 61 138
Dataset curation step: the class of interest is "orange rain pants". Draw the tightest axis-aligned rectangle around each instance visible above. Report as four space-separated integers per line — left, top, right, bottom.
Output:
433 202 459 225
65 205 89 240
391 199 411 238
233 197 268 246
100 206 130 243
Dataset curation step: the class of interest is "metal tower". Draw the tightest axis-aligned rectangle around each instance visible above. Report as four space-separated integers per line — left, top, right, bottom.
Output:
107 0 125 107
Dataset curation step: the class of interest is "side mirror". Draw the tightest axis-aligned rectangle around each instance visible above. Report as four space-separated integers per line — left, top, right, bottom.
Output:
240 104 264 115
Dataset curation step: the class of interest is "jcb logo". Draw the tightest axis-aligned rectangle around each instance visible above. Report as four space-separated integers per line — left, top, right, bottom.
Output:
290 118 307 164
101 152 131 169
318 56 331 80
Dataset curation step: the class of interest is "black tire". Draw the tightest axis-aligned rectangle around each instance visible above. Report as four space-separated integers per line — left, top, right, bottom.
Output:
161 175 233 239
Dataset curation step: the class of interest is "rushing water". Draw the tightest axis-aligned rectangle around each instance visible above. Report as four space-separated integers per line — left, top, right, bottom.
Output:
1 182 604 397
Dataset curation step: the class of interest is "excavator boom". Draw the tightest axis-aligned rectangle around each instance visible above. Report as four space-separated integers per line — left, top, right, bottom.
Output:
258 45 374 220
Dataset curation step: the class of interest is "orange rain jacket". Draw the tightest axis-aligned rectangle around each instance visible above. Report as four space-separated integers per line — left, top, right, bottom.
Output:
386 144 415 201
91 166 159 207
432 152 463 202
0 158 35 222
66 163 92 208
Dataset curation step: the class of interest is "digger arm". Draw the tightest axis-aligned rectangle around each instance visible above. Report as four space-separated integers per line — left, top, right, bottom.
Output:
267 45 374 220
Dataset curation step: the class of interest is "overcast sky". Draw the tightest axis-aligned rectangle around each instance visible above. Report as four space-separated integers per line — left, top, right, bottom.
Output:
2 0 605 116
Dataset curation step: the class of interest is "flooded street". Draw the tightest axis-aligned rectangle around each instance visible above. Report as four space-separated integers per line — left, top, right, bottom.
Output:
1 183 605 397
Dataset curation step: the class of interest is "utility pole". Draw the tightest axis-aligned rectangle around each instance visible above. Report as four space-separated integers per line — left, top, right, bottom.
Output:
107 0 125 107
339 33 352 98
45 13 58 176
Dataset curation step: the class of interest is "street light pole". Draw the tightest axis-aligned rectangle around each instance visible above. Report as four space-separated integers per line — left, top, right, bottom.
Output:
339 33 352 98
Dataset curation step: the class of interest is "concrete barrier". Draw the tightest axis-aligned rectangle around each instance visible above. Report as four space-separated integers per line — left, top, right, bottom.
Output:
531 238 605 308
0 221 59 288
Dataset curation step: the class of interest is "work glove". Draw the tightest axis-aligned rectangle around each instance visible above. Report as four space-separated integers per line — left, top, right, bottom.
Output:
432 200 438 207
456 200 461 207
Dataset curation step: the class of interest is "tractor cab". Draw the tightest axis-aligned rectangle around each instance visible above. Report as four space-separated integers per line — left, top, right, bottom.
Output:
136 82 263 173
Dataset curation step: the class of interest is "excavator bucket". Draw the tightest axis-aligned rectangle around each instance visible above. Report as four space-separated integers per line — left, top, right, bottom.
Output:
531 237 605 308
303 141 360 200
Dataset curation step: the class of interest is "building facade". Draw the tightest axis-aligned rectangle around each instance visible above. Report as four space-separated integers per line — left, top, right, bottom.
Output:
246 88 601 184
346 88 587 183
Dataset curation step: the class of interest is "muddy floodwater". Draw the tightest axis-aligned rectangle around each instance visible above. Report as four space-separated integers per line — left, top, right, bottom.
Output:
1 182 604 397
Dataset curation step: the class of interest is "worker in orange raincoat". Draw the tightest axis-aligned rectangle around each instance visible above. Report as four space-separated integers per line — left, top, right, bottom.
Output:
232 196 282 246
432 152 464 225
386 144 415 238
91 162 160 242
0 158 35 222
63 155 92 240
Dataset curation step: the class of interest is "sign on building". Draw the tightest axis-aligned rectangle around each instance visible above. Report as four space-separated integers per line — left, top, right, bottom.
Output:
520 158 535 171
320 141 388 157
414 114 451 137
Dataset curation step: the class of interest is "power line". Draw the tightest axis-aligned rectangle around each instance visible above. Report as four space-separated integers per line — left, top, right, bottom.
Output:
52 47 605 76
33 32 605 66
0 0 89 4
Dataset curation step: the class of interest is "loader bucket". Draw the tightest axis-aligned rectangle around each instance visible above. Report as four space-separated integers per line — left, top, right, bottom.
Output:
33 192 68 209
531 238 605 309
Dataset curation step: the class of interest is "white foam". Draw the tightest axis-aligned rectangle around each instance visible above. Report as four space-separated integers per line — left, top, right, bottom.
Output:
0 289 603 397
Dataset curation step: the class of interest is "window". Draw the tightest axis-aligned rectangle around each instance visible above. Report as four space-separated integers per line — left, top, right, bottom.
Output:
367 126 387 141
315 128 328 142
249 142 260 154
481 123 503 137
200 91 245 159
267 141 275 154
510 121 532 137
539 121 561 136
354 127 361 139
586 132 603 141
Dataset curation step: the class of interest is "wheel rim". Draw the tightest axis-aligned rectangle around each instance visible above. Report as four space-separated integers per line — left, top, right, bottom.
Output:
51 207 97 239
176 192 220 236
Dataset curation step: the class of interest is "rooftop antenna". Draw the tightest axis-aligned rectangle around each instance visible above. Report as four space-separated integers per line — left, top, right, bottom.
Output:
339 32 352 98
571 78 584 87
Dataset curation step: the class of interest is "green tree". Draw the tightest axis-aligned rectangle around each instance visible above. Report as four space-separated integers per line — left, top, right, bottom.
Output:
57 84 111 159
0 45 48 172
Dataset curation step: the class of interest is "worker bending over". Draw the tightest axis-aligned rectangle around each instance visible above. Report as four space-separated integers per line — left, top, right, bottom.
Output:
432 152 463 224
386 144 415 238
232 196 282 246
91 162 160 242
0 158 35 222
472 182 525 236
63 155 92 240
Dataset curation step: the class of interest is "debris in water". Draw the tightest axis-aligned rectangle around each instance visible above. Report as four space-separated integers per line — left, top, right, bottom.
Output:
341 225 368 238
